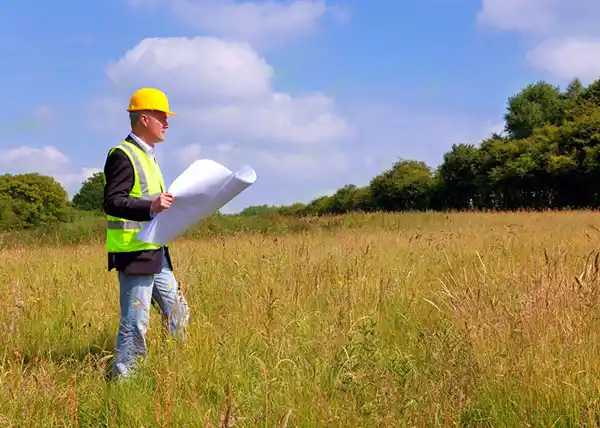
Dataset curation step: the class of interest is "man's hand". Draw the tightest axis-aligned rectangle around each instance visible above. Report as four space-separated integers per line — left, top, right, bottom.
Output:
150 192 174 213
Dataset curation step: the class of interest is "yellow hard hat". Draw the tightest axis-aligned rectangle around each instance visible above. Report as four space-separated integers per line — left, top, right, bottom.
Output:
127 88 176 116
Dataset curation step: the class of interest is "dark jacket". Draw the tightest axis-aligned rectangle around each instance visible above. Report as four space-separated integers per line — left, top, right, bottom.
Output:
103 135 172 275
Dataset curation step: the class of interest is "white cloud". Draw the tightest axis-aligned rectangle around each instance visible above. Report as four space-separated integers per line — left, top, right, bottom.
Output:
92 35 352 182
0 145 101 196
478 0 600 37
1 146 69 172
104 36 350 146
106 37 273 99
128 0 336 48
527 38 600 81
184 91 350 144
477 0 556 35
477 0 600 82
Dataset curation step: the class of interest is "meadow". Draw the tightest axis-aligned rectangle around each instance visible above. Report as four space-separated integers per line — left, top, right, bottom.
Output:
2 210 600 427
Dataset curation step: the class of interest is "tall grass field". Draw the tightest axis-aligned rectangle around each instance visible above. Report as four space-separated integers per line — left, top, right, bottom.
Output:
3 211 600 426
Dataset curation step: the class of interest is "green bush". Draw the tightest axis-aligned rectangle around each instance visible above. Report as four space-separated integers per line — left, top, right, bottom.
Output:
72 172 105 212
0 173 70 230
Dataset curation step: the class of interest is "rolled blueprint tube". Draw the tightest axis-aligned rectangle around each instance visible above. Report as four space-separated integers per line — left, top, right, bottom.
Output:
137 159 257 246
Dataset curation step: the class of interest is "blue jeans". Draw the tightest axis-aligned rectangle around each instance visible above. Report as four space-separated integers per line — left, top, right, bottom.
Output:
113 254 189 378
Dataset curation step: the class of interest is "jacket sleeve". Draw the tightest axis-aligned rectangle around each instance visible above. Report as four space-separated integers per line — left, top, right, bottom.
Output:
103 149 154 221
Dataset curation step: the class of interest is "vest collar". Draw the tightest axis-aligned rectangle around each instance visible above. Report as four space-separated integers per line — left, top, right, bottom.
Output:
125 133 155 159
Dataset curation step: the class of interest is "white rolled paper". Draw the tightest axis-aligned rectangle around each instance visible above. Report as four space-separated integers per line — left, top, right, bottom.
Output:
137 159 257 246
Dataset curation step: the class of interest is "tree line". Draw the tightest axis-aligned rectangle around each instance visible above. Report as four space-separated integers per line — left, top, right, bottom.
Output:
2 76 600 231
242 77 600 216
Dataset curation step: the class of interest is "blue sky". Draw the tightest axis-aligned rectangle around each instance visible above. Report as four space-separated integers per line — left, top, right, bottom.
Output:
1 0 599 212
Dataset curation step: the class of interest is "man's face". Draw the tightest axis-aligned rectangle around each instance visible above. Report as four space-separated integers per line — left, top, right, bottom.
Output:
142 110 169 143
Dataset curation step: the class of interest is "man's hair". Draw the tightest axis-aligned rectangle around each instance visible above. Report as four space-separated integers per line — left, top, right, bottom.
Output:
129 110 151 128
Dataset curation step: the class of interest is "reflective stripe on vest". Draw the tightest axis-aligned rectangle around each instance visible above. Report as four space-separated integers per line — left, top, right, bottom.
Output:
107 220 144 229
105 139 165 252
119 142 152 196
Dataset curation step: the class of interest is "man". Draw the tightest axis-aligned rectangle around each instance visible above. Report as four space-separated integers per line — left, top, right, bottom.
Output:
103 87 189 378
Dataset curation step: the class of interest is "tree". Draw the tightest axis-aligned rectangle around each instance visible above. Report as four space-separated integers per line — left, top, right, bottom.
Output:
239 204 279 216
553 106 600 207
578 78 600 107
328 185 374 214
564 78 584 99
0 173 70 230
305 195 333 215
504 81 565 140
435 143 481 210
72 172 105 212
369 159 434 211
277 202 308 216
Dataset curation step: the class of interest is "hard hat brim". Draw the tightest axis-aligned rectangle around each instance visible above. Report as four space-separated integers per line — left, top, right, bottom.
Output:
127 108 176 116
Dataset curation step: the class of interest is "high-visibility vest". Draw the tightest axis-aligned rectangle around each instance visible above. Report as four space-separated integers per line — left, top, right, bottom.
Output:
105 138 166 253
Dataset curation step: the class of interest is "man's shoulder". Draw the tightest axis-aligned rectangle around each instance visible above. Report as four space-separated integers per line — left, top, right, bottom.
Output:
105 146 129 164
106 145 127 157
104 142 134 175
106 136 137 159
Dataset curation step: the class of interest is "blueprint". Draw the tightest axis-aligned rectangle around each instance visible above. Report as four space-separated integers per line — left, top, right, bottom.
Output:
136 159 257 246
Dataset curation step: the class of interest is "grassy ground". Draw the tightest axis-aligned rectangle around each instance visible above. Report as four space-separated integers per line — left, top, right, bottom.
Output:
2 210 600 426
